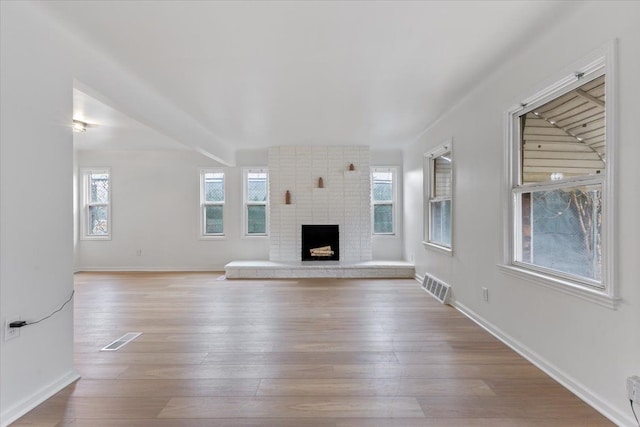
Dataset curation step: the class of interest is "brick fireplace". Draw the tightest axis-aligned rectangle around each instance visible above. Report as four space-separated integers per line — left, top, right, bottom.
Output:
268 146 372 263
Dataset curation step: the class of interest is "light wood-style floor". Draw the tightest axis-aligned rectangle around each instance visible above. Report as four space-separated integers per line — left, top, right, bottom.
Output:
14 272 612 426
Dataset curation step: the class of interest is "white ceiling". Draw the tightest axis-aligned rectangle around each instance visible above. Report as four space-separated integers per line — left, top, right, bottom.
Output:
37 1 578 156
73 89 187 151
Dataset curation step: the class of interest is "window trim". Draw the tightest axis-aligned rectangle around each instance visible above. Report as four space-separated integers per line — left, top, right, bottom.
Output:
371 166 397 236
199 168 226 239
242 167 269 238
423 140 453 254
501 40 618 308
80 167 111 241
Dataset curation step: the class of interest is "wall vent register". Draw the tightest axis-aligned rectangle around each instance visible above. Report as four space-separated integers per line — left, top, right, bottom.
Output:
421 273 451 304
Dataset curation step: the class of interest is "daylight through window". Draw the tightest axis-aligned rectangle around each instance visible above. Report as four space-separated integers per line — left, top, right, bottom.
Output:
201 170 225 236
244 169 268 236
372 168 396 234
509 67 612 293
82 168 111 240
424 142 452 251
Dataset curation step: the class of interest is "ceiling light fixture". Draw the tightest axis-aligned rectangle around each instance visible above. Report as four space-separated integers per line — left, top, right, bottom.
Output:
72 119 87 133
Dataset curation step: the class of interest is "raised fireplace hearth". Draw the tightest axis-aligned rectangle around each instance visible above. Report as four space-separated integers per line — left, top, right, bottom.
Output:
302 224 339 261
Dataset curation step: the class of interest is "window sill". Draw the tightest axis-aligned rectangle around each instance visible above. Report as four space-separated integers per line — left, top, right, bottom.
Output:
422 241 453 256
81 235 111 241
199 235 227 241
241 234 269 239
497 264 619 309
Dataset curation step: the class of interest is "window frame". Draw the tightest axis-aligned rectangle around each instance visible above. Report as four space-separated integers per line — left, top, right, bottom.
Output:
371 166 397 236
501 41 618 308
199 168 226 239
423 140 453 254
80 167 111 241
242 167 269 237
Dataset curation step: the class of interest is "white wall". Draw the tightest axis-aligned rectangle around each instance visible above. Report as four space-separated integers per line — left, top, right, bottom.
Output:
76 150 270 271
0 3 78 425
76 147 405 270
403 2 640 425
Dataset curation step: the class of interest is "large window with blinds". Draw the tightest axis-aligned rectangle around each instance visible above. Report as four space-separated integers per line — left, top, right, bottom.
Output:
424 142 452 252
504 45 616 305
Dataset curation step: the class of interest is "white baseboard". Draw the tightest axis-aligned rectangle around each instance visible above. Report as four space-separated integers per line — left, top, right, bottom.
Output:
76 266 226 272
1 369 80 427
451 298 634 427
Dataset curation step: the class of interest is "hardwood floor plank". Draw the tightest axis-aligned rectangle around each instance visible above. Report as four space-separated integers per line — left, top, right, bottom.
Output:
118 364 336 380
331 363 545 379
256 378 494 397
74 352 208 365
483 377 577 398
45 419 339 427
394 350 529 365
58 379 260 397
18 396 169 420
158 396 424 418
12 273 613 426
335 418 614 427
417 395 608 419
73 364 130 380
202 351 399 365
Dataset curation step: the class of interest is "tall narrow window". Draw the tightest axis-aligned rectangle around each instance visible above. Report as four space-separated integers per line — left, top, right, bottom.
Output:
504 45 616 305
424 142 453 252
244 168 268 236
201 169 225 236
81 168 111 240
371 167 396 234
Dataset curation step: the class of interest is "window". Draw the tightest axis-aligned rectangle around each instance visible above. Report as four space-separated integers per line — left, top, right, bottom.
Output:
424 142 453 252
81 168 111 240
504 45 616 305
371 167 396 234
200 169 225 236
243 168 268 236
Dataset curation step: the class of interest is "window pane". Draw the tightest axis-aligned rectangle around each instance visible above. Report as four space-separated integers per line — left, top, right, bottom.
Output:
204 205 223 234
204 172 224 202
373 204 393 234
89 173 109 203
521 75 605 184
372 172 393 201
518 184 602 282
430 199 451 247
247 205 266 234
247 172 267 202
88 205 109 235
434 155 452 198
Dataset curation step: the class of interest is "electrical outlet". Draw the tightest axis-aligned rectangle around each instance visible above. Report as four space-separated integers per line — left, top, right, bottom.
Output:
482 287 489 302
4 317 21 341
628 375 640 404
136 249 142 256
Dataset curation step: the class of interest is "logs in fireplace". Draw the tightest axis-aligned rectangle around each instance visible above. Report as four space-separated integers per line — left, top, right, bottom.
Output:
301 225 339 261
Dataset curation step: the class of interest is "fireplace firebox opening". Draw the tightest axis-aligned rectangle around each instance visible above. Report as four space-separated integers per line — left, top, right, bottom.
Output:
301 225 339 261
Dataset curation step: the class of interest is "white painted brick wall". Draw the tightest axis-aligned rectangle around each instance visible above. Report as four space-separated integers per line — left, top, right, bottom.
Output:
269 146 372 262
